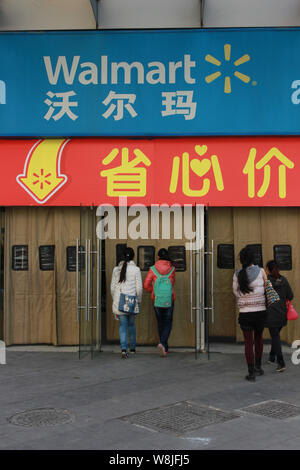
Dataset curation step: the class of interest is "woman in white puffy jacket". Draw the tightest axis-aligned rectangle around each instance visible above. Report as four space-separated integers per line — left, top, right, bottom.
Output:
111 247 143 358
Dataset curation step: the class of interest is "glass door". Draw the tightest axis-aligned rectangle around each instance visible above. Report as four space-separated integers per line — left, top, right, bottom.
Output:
189 205 214 359
190 205 204 359
77 205 102 359
0 208 4 341
92 233 102 358
204 206 215 359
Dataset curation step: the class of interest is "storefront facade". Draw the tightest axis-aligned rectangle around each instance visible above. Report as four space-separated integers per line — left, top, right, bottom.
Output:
1 24 300 352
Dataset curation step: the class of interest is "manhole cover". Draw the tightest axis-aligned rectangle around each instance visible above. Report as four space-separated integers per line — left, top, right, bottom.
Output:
8 408 74 427
240 400 300 420
120 401 240 435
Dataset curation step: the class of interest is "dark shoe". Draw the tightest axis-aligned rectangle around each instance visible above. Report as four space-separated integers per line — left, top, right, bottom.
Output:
267 355 276 364
245 364 256 382
121 350 128 359
254 358 264 375
276 362 286 372
130 349 136 355
245 373 256 381
254 367 264 376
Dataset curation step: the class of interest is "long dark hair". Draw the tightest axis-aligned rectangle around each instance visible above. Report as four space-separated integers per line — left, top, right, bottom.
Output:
119 247 135 283
266 260 280 279
238 247 255 294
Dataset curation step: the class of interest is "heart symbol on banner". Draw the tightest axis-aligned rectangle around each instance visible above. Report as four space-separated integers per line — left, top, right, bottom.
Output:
195 145 208 156
190 158 211 177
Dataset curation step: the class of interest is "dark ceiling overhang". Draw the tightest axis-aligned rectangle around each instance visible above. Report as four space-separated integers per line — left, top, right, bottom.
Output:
90 0 98 27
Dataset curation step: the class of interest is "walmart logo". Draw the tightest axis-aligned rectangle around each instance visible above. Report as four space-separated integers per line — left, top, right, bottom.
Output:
205 44 251 94
0 80 6 104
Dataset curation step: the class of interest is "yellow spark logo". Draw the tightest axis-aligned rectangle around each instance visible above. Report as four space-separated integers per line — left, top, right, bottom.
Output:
16 139 69 204
205 44 251 94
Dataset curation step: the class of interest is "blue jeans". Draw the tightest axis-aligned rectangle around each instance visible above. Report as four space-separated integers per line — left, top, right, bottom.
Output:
154 304 174 352
119 314 136 351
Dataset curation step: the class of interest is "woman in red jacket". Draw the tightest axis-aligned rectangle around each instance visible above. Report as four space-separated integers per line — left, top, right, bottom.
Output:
143 248 176 357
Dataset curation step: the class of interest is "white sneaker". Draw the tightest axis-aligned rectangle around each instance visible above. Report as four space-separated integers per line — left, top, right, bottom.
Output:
157 343 167 357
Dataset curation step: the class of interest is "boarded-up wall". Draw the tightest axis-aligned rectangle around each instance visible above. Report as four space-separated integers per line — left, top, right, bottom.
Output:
3 206 300 347
4 207 80 345
209 207 300 344
208 208 236 339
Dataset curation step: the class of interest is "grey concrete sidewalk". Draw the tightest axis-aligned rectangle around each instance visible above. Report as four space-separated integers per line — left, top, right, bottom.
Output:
0 344 299 450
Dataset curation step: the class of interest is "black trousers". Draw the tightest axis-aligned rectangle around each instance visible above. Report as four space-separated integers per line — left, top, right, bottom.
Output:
269 327 284 363
154 304 174 352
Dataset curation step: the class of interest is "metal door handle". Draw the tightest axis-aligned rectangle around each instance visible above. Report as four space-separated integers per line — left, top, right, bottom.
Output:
190 245 193 323
211 239 215 324
76 239 79 321
96 238 100 321
86 239 90 321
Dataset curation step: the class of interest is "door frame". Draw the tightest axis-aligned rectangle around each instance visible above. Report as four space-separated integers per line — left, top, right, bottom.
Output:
77 205 102 359
76 203 214 358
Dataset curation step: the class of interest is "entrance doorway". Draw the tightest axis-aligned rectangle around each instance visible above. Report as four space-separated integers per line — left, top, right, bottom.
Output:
3 204 214 356
6 205 297 352
78 204 211 357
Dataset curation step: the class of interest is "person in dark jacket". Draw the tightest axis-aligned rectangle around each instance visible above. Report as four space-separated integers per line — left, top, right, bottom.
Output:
143 248 176 357
265 260 294 372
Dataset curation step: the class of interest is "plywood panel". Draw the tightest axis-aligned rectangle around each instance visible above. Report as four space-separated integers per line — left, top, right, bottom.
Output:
231 207 300 345
208 208 235 338
105 207 196 347
54 207 80 345
4 207 80 346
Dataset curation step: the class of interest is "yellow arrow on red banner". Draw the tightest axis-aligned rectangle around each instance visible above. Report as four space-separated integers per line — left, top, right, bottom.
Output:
16 139 69 204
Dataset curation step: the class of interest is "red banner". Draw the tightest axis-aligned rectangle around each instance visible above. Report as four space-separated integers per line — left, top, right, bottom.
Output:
1 137 300 206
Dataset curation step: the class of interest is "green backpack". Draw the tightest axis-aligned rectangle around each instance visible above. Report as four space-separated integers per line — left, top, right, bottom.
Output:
151 266 175 308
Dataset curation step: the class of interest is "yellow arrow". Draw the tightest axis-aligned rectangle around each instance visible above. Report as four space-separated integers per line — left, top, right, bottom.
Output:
17 139 69 204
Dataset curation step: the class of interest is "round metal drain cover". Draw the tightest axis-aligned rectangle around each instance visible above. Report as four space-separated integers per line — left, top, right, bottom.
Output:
8 408 74 427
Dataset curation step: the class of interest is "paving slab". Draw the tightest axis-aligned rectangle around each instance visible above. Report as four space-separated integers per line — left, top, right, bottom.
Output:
0 344 299 451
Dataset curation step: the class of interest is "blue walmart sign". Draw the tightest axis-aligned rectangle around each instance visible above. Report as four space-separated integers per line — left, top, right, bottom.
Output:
1 28 300 136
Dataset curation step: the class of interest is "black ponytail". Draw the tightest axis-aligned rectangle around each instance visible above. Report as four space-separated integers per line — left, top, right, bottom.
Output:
119 247 135 283
266 260 280 279
238 247 255 294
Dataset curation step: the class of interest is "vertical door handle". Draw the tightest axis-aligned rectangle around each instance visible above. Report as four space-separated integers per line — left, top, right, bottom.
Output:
85 239 90 321
76 239 79 321
201 247 204 323
96 238 100 322
211 239 215 324
88 239 91 321
190 245 193 323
